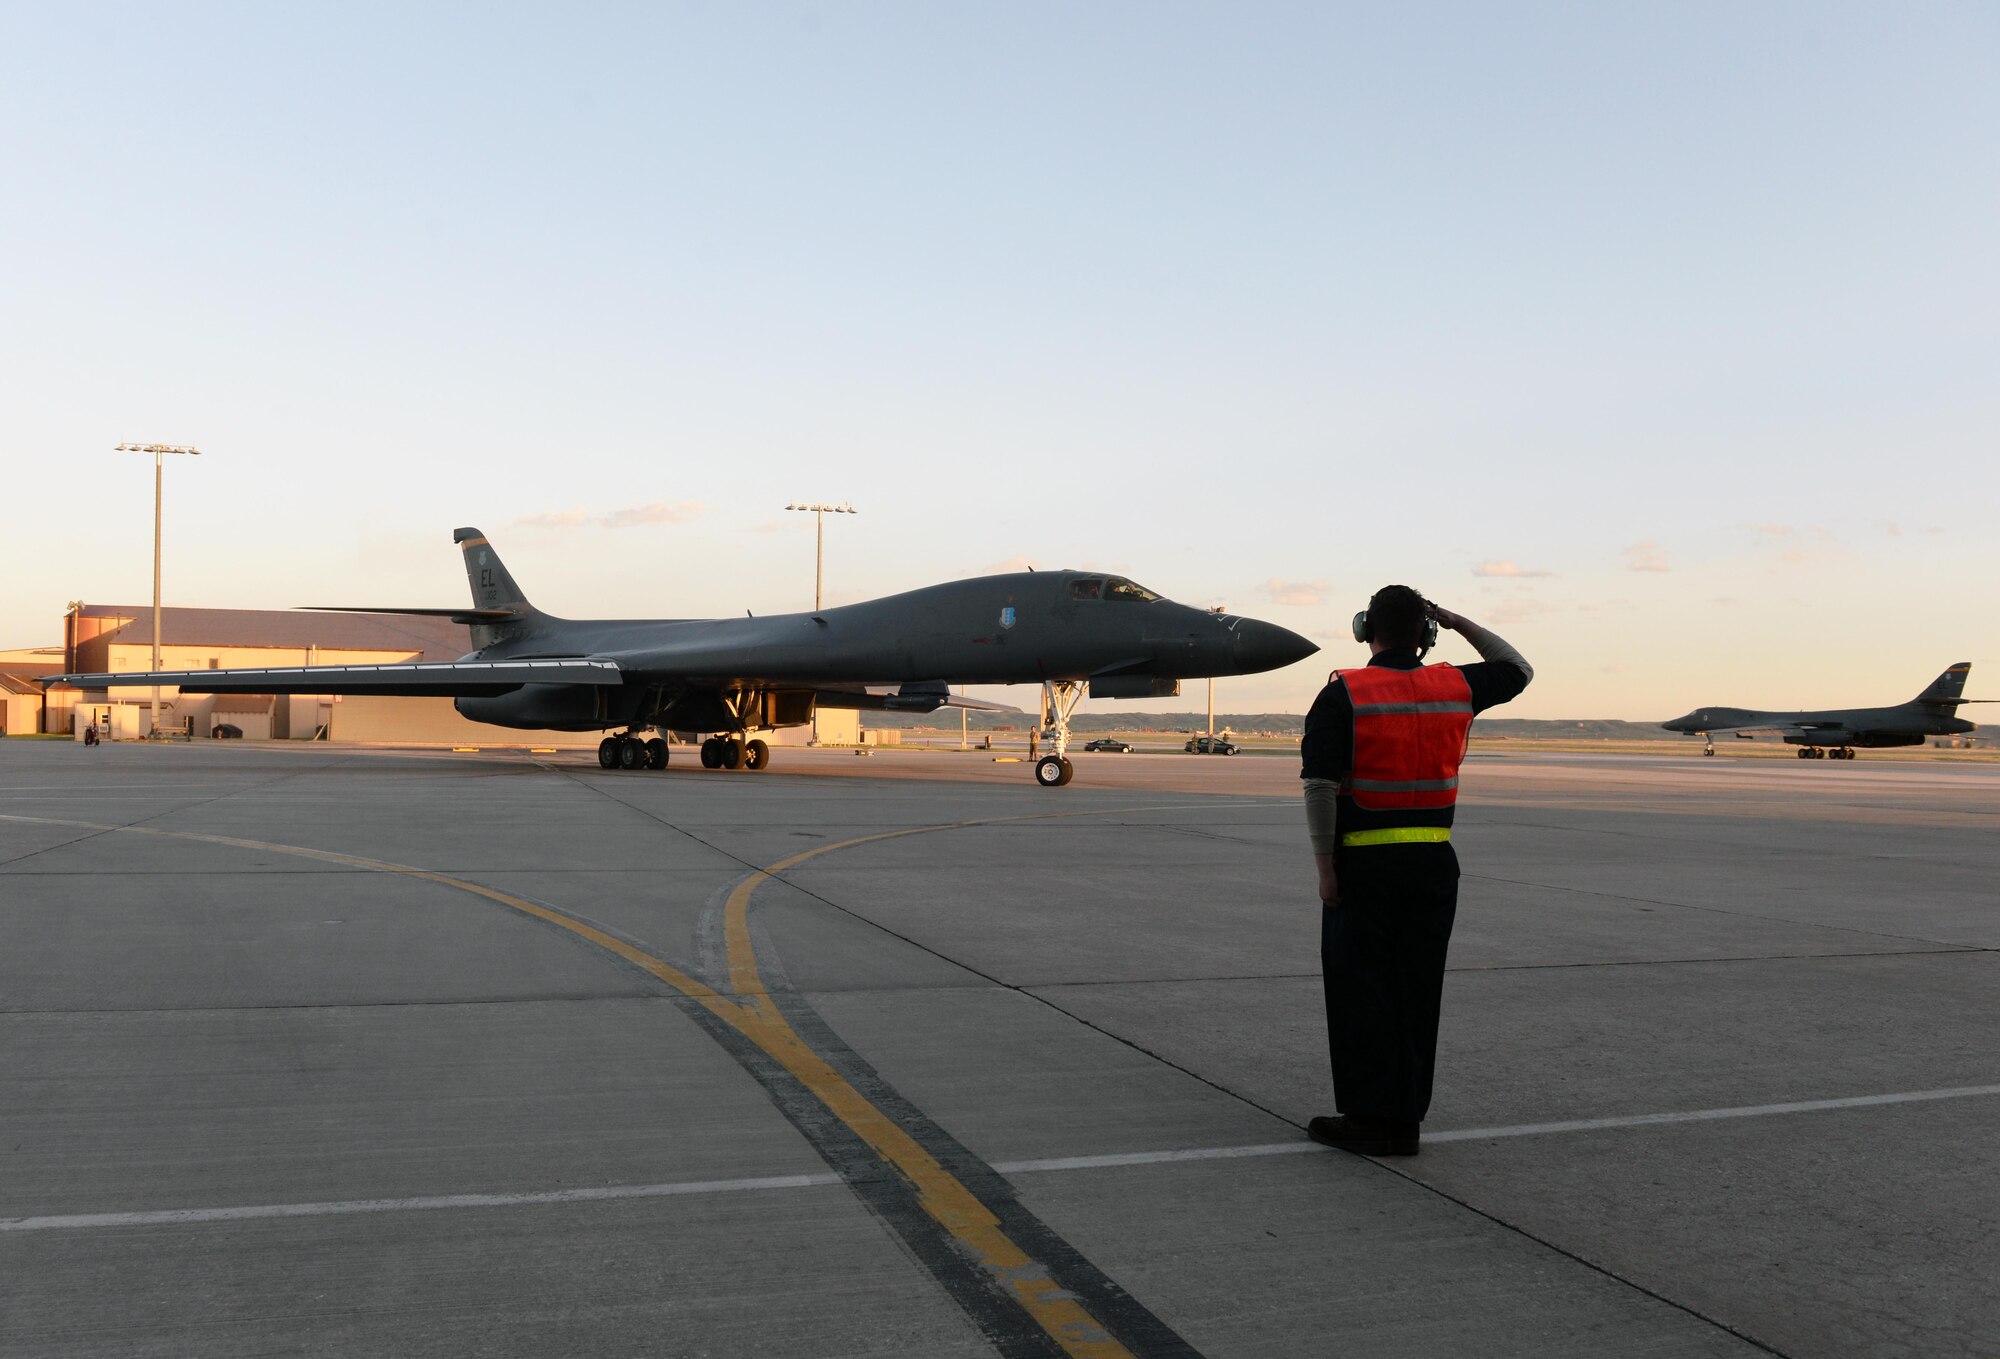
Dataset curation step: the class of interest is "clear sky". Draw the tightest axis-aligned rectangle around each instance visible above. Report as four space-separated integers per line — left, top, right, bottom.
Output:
3 3 1994 718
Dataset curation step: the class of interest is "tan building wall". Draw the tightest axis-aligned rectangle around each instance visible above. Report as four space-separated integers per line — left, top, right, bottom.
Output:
808 709 861 746
0 693 40 736
327 695 600 746
80 640 423 739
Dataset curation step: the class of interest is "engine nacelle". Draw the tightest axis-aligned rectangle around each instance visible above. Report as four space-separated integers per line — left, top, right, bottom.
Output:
456 684 615 731
1089 675 1181 699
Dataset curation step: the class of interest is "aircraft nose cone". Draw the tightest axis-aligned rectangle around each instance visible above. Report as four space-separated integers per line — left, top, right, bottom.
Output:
1233 618 1318 673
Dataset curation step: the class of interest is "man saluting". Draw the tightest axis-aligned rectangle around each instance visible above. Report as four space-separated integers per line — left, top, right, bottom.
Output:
1300 585 1532 1156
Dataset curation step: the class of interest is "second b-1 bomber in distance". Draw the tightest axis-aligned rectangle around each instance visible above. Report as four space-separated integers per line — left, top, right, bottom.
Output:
1661 662 1987 759
46 527 1317 787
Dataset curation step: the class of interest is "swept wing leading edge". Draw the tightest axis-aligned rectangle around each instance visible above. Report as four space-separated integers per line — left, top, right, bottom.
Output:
45 659 624 696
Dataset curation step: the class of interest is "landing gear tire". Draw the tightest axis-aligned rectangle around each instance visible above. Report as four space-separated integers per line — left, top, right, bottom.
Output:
1035 755 1071 787
645 738 669 770
699 739 722 769
720 740 745 771
743 738 770 772
597 737 620 770
1797 748 1811 759
618 737 646 770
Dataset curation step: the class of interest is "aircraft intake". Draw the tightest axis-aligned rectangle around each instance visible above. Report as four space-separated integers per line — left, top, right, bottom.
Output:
1089 675 1181 699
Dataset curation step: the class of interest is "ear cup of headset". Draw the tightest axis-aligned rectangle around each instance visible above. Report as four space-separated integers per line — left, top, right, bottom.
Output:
1351 611 1371 644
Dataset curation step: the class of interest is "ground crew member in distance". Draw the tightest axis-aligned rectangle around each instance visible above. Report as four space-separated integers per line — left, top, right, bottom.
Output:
1300 585 1532 1156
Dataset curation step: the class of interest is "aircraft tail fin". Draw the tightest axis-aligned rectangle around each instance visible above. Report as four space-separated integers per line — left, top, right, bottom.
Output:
452 528 543 646
1912 662 1972 707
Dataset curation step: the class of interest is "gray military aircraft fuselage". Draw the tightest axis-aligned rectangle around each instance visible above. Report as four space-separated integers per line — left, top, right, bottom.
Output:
48 526 1317 787
1662 663 1983 760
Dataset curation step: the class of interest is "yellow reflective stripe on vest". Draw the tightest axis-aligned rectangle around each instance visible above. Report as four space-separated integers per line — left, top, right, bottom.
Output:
1340 827 1453 847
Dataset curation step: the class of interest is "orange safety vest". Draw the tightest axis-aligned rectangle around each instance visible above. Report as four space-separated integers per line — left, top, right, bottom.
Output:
1335 664 1474 810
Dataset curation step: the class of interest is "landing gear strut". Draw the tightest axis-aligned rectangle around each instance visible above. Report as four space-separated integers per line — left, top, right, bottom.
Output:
599 731 670 771
1033 680 1082 788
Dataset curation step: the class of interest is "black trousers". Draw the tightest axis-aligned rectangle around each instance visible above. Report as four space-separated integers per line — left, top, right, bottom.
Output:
1321 843 1459 1124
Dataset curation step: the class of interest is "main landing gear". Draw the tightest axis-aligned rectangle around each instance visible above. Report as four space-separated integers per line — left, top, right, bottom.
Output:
698 735 771 772
1033 679 1083 788
1797 746 1855 761
598 731 670 771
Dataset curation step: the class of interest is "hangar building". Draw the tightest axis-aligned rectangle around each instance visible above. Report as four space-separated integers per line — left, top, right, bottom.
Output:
27 604 861 746
49 603 598 745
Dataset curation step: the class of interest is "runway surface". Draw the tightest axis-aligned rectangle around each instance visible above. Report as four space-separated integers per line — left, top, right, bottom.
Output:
2 740 1994 1357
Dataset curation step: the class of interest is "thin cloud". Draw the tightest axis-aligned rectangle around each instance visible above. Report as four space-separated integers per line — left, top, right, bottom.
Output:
1749 523 1794 537
1261 578 1329 607
1471 560 1552 578
1488 595 1555 624
516 502 706 530
983 554 1038 575
1623 541 1671 573
601 501 704 528
745 520 785 535
513 507 594 529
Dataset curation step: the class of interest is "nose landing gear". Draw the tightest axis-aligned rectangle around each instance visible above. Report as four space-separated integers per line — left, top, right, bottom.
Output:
1032 680 1082 788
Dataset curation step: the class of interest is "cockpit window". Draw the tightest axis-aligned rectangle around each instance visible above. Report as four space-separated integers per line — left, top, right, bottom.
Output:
1104 577 1160 603
1068 577 1104 601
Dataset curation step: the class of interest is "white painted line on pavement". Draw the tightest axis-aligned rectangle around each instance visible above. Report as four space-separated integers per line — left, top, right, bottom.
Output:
1422 1083 2000 1144
996 1083 2000 1172
993 1144 1319 1173
7 1083 1995 1233
0 1172 842 1233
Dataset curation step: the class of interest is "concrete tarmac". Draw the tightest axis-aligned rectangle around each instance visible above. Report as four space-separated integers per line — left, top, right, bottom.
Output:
1 739 1993 1357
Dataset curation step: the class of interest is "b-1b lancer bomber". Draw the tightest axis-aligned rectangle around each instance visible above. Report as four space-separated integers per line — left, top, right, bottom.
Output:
1662 662 1987 759
46 527 1317 786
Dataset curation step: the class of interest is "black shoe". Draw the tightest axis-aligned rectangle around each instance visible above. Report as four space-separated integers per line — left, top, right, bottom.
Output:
1307 1115 1419 1156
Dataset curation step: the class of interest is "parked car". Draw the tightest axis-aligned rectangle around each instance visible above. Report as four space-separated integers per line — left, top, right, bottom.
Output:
1184 734 1239 755
1082 738 1133 753
210 723 243 739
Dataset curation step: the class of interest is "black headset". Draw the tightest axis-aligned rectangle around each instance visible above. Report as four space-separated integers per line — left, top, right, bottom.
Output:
1352 593 1440 655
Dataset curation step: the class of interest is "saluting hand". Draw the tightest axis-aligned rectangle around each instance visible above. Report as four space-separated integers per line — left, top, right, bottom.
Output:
1428 605 1466 632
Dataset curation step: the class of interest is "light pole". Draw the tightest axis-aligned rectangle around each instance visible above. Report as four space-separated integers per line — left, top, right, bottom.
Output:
784 501 857 610
117 442 200 736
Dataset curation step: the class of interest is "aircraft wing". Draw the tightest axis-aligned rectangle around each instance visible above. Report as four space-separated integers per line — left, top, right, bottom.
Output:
40 658 624 697
298 606 522 624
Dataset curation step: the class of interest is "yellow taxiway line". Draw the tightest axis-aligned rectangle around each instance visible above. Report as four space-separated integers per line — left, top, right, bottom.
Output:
0 810 1145 1359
